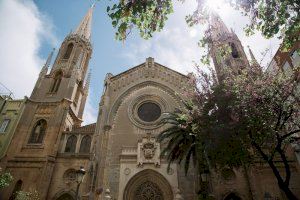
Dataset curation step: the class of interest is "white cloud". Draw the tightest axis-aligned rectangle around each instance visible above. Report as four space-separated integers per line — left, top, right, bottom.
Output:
122 0 281 73
0 0 57 98
0 0 97 125
122 0 202 74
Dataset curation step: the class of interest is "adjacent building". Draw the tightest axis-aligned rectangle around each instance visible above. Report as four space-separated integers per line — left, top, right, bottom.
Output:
0 95 25 159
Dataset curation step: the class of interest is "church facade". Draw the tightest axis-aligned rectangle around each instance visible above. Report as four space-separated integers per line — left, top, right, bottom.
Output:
1 6 300 200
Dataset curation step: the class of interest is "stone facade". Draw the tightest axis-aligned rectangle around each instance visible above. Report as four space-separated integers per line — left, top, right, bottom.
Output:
0 6 300 200
93 57 196 200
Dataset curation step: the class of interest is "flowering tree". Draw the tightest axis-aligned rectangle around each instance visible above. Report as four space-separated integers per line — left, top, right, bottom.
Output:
15 189 40 200
105 0 299 49
0 167 13 189
159 64 300 199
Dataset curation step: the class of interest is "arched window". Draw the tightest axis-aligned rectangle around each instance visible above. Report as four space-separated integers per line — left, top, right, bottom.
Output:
56 193 74 200
50 71 63 93
9 180 23 200
65 135 77 153
63 43 74 59
75 47 84 69
79 135 91 153
63 169 76 182
229 42 239 58
28 119 47 144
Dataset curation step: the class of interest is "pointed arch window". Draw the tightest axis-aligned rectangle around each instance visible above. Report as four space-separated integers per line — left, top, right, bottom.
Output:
75 47 84 69
9 180 23 200
229 42 239 58
50 71 63 93
28 119 47 144
63 43 74 59
79 135 91 153
65 135 77 153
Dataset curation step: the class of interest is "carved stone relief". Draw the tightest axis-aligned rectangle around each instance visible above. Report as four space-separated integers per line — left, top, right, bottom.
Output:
137 133 160 167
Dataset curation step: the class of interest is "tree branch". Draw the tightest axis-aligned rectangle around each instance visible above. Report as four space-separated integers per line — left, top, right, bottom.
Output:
280 129 300 141
280 108 294 130
276 146 291 186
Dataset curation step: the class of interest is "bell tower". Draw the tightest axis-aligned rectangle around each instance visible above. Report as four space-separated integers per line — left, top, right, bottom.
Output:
31 5 94 122
1 6 94 200
208 12 250 79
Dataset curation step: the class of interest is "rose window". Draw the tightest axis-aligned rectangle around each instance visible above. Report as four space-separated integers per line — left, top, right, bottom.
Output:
134 181 163 200
137 102 161 122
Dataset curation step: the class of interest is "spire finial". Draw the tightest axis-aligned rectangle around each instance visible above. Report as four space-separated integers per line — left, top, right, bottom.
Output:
74 5 94 40
40 48 55 76
84 70 92 92
247 45 258 64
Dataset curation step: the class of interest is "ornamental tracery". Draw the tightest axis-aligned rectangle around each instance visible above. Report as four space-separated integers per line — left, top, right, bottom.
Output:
134 181 163 200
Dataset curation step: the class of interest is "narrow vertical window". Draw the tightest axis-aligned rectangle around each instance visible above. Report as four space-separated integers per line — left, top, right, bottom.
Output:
63 43 74 59
28 119 47 144
0 119 10 133
230 42 239 58
65 135 77 153
79 135 91 153
75 47 84 69
50 71 63 93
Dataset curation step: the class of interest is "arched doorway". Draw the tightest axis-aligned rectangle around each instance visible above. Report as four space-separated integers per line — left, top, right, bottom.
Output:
123 169 173 200
224 193 242 200
55 193 75 200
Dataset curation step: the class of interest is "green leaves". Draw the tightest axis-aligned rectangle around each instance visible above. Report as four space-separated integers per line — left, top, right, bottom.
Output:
106 0 173 40
0 170 13 189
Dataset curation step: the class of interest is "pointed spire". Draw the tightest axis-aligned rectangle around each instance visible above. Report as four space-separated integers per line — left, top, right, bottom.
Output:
40 48 55 76
74 4 95 40
248 46 259 65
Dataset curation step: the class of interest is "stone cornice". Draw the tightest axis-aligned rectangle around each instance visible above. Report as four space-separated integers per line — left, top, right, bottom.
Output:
109 63 189 94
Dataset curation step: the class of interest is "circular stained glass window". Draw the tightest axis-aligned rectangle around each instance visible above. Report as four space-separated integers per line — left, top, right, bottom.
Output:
137 102 161 122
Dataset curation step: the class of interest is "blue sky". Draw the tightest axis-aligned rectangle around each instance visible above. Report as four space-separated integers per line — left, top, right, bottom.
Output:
0 0 281 124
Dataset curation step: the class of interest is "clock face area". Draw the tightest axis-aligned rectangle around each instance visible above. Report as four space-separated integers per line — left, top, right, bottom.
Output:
137 102 161 122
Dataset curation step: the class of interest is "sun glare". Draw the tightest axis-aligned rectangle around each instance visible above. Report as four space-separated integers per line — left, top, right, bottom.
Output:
205 0 228 14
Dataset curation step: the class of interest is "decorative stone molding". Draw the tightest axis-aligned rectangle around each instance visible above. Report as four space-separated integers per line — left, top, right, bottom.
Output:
124 168 131 175
128 94 167 130
36 105 55 115
109 58 188 93
108 81 183 125
137 133 160 167
123 169 173 200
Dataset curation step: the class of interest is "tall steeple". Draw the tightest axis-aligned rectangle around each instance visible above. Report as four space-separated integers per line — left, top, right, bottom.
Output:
31 5 94 125
74 4 94 40
208 11 250 79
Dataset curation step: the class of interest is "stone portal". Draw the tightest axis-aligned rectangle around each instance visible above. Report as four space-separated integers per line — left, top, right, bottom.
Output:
123 169 173 200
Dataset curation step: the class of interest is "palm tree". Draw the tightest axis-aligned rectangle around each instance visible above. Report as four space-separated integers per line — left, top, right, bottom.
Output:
157 103 210 198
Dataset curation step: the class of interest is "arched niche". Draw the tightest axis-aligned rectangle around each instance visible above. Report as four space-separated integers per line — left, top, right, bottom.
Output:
123 169 173 200
52 190 75 200
108 81 183 125
223 193 242 200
